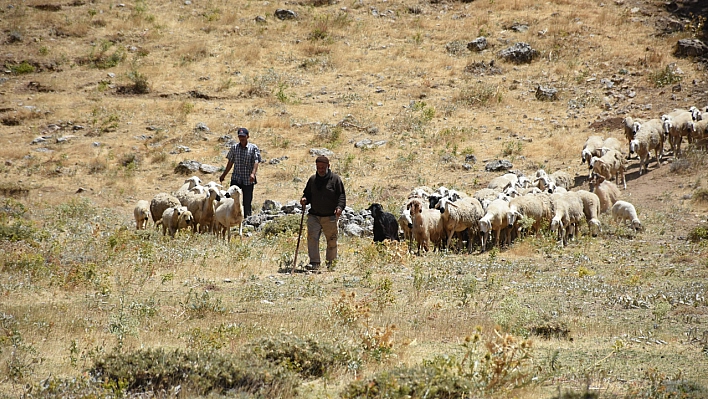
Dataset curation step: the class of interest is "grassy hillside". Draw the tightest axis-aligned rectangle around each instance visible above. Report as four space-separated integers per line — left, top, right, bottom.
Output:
1 0 708 398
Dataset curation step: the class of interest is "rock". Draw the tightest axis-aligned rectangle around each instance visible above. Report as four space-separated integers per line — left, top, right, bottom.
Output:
485 160 513 172
274 9 297 20
262 199 282 213
268 156 289 165
255 15 266 23
195 122 210 132
170 145 191 154
343 223 365 237
674 39 707 58
465 154 477 163
56 135 76 143
498 42 538 64
535 85 558 101
354 139 373 148
309 148 334 157
199 164 219 174
280 200 301 214
467 36 488 52
30 136 51 145
174 160 201 174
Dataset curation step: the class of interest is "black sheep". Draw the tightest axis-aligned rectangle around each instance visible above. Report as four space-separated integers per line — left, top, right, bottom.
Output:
366 203 400 242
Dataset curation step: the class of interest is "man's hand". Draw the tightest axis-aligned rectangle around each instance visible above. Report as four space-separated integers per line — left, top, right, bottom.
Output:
300 197 307 206
219 174 225 183
249 173 256 183
335 207 342 218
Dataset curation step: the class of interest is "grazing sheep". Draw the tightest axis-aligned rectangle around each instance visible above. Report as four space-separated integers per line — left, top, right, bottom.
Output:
437 196 484 253
150 193 181 227
575 190 602 237
550 192 584 246
693 118 708 141
133 200 150 230
611 200 642 231
408 198 444 254
213 186 244 242
590 149 627 189
161 206 194 237
551 171 573 191
534 170 571 193
367 203 400 242
588 173 621 214
630 119 664 175
487 175 515 191
507 193 553 238
473 188 500 211
408 186 434 200
662 109 697 157
398 206 414 242
601 137 624 155
479 198 511 252
582 135 605 167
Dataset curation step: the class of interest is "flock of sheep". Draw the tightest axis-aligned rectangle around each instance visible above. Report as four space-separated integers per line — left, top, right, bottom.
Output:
131 105 705 253
377 104 708 254
133 176 246 241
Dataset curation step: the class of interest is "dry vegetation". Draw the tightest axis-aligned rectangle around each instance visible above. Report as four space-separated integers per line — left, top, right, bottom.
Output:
2 0 708 398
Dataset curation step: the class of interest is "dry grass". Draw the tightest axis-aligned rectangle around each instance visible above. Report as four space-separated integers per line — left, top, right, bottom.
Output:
1 0 708 397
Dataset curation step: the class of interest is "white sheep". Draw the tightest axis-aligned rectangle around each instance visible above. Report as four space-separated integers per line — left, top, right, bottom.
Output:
601 137 624 155
630 119 664 175
575 190 602 237
161 206 194 237
693 118 708 141
150 193 181 227
479 198 510 252
183 186 221 233
507 193 553 238
473 188 500 211
133 200 150 230
550 192 584 246
408 198 444 254
622 116 644 143
589 173 621 214
611 200 642 231
398 206 414 242
551 170 573 191
487 175 515 191
174 176 203 205
581 135 605 167
408 186 434 200
662 109 697 157
437 196 484 253
213 185 244 241
590 149 627 189
534 170 571 193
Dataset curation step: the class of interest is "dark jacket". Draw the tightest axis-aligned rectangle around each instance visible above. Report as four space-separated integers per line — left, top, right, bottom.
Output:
303 170 346 217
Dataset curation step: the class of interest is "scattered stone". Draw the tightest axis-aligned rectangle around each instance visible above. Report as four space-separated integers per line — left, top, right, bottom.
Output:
535 85 558 101
56 135 76 143
465 154 477 163
464 60 503 75
174 160 201 174
195 122 210 132
485 159 513 172
255 15 266 23
72 125 84 131
170 145 191 154
31 136 51 145
269 156 289 165
506 22 529 32
309 148 334 157
199 164 219 174
274 9 297 20
76 187 86 193
467 36 488 52
498 42 538 64
674 39 707 58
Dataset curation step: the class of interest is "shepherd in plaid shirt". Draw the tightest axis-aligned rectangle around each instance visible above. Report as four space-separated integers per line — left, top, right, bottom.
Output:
219 127 261 217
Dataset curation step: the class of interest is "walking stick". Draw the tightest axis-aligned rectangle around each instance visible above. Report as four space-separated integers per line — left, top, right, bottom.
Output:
291 206 306 275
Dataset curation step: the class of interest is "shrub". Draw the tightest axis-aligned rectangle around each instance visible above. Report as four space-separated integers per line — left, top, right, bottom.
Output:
342 330 536 398
90 348 300 397
7 61 35 74
249 335 361 379
261 214 302 237
649 64 682 88
687 224 708 243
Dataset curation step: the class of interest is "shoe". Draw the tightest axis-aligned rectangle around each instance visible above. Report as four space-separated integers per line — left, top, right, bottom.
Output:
305 262 321 271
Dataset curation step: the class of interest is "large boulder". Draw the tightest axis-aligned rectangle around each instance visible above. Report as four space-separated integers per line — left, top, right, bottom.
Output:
498 42 538 64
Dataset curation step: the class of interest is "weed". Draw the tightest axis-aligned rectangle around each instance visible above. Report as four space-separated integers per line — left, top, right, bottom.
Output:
262 214 302 237
649 64 682 88
126 69 150 94
455 82 501 106
180 289 228 318
493 295 538 337
687 224 708 243
183 323 242 351
6 61 35 75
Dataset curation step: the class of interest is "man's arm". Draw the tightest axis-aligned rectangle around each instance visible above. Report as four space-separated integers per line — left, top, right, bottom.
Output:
220 159 234 183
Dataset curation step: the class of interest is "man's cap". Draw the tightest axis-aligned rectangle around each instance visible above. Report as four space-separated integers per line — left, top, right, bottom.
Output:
315 155 330 164
237 127 249 137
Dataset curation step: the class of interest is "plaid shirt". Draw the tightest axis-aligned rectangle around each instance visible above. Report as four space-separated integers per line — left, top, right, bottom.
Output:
226 142 261 186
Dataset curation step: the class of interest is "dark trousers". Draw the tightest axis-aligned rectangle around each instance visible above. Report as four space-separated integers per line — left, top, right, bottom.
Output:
236 183 254 217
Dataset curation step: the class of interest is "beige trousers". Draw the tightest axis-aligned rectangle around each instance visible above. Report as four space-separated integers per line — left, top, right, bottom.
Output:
306 214 338 264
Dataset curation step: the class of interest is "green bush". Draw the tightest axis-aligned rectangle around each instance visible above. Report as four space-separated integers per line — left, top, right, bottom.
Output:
90 348 300 397
261 214 303 237
687 224 708 243
7 61 35 74
249 335 361 379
